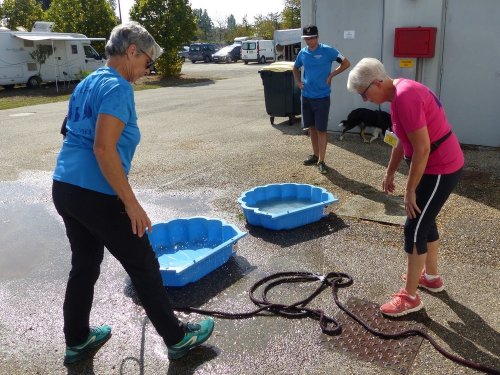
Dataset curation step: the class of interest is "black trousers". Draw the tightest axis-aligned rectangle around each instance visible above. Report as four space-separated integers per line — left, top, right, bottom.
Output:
52 180 184 347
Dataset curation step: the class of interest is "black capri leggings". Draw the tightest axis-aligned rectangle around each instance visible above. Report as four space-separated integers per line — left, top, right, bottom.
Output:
404 168 462 254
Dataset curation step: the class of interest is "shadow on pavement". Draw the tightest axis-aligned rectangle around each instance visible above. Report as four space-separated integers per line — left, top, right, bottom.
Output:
124 255 255 308
65 353 97 375
246 213 348 247
400 291 500 372
116 317 219 375
166 347 219 375
324 165 405 216
332 133 500 211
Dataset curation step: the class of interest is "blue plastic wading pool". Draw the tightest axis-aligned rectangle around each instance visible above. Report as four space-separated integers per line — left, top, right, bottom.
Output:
238 183 338 230
148 217 247 287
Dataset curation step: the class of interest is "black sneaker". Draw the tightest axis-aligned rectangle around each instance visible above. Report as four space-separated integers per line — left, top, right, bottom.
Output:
303 155 319 165
317 161 327 174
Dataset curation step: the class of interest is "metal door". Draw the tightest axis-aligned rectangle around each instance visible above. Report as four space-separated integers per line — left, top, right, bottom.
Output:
439 0 500 146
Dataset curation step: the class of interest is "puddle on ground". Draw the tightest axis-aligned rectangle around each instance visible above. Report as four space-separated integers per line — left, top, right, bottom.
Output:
0 203 64 279
0 171 216 281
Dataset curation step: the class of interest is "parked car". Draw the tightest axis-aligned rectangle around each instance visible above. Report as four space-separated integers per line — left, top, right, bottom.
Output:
177 46 189 62
211 44 241 63
189 43 218 63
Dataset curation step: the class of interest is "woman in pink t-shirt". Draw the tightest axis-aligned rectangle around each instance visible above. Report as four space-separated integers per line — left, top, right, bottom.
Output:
347 58 464 317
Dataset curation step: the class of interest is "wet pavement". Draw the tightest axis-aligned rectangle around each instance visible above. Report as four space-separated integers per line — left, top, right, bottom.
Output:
0 62 499 374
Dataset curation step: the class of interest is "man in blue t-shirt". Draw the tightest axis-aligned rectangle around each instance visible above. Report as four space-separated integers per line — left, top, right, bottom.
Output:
293 25 350 174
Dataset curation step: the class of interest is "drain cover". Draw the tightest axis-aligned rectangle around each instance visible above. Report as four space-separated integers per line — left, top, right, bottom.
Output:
323 297 425 374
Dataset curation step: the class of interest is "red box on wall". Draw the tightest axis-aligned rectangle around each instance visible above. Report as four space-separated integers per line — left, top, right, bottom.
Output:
394 27 437 58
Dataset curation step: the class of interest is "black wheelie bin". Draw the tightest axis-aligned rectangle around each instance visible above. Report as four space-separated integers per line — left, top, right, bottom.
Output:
258 61 301 125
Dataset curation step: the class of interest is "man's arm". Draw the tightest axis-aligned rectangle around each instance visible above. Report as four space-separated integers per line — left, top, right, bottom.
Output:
327 57 351 85
292 67 304 90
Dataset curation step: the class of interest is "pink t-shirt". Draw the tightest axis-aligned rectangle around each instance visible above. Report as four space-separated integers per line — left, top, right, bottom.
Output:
390 79 464 174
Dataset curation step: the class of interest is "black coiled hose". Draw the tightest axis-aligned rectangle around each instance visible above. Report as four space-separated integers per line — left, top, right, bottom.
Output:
175 271 499 374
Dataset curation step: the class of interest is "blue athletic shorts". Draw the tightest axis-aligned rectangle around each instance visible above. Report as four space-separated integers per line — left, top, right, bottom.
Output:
404 168 462 254
302 96 330 132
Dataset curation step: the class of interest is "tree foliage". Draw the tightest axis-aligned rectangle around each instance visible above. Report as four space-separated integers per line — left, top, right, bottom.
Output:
0 0 44 30
193 8 212 41
36 0 52 11
130 0 197 77
227 14 236 31
44 0 118 53
253 12 280 40
282 0 301 29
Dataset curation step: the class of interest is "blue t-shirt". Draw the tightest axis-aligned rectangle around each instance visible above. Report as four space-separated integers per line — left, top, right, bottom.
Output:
53 66 140 195
294 43 343 99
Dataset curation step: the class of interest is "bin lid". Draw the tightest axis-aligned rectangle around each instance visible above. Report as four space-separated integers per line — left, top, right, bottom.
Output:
259 61 295 72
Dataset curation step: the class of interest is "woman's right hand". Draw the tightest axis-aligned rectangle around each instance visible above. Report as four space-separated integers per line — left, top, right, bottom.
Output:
383 172 396 194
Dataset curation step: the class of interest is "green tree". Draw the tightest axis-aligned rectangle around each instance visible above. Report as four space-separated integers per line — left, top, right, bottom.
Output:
193 8 212 41
282 0 300 29
241 15 253 36
45 0 118 53
253 12 280 40
36 0 52 10
227 14 236 31
130 0 196 77
44 0 84 32
0 0 43 30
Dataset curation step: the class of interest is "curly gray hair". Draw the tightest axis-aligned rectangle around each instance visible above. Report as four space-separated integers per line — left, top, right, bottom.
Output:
105 22 163 60
347 57 390 92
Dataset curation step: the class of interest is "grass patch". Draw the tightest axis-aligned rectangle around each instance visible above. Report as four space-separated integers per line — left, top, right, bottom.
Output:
0 75 212 110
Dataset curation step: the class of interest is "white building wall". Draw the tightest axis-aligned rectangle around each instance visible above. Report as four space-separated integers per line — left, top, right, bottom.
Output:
300 0 500 147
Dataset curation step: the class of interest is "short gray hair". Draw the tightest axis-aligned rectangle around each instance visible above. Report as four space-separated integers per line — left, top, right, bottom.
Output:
105 22 163 60
347 57 390 92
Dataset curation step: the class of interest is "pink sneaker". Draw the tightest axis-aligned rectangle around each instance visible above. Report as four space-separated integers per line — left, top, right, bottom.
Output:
402 271 445 292
380 289 424 317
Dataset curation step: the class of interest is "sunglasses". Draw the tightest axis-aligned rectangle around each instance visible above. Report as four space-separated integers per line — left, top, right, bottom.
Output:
140 49 155 70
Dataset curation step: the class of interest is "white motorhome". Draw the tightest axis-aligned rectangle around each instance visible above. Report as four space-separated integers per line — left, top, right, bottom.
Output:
0 21 105 89
241 40 275 64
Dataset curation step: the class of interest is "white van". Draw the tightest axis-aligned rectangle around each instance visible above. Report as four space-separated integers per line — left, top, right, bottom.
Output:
0 21 105 89
241 40 275 64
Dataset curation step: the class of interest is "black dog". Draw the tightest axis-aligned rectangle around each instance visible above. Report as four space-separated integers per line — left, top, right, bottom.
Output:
338 108 392 143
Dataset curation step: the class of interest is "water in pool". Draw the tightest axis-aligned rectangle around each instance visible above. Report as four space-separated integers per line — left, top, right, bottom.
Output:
255 199 313 214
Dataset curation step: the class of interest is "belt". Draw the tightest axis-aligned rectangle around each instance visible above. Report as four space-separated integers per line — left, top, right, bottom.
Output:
404 130 452 164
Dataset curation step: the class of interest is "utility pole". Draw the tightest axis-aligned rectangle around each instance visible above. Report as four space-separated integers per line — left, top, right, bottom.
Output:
117 0 123 23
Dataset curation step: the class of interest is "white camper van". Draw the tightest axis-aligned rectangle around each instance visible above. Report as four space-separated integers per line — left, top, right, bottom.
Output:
241 40 275 64
0 21 105 89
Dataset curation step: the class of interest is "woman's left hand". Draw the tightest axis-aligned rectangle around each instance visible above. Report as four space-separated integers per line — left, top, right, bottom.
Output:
404 189 421 219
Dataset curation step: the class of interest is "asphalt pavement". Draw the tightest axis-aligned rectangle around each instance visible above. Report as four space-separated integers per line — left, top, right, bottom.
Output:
0 61 498 375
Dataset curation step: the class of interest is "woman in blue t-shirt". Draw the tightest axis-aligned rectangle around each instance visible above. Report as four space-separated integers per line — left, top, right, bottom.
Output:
52 22 214 365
